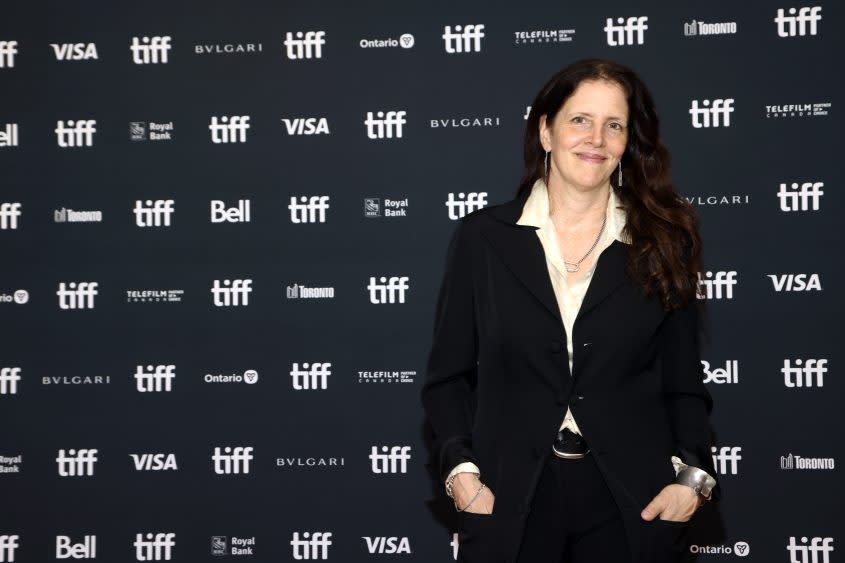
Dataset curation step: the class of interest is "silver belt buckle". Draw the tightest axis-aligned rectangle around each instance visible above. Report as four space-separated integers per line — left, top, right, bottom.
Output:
552 444 589 460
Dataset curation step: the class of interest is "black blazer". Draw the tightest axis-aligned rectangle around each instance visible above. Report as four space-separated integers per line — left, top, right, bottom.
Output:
421 190 719 563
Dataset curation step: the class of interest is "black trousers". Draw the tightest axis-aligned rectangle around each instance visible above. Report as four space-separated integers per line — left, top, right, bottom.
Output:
516 452 631 563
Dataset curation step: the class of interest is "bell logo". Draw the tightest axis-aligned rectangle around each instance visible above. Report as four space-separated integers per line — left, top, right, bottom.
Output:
445 192 487 220
775 7 822 37
133 532 175 561
369 445 411 474
134 365 175 392
363 536 412 554
130 36 171 64
778 182 823 211
284 31 326 59
689 99 734 128
711 446 741 475
212 446 253 474
365 111 407 139
57 282 98 310
768 273 822 292
56 448 98 476
442 24 485 53
56 535 97 559
51 43 98 60
696 271 737 300
290 532 332 560
368 276 409 304
782 359 827 388
787 537 834 563
0 40 18 68
290 362 331 390
0 367 21 395
210 199 251 223
604 16 648 46
702 360 738 384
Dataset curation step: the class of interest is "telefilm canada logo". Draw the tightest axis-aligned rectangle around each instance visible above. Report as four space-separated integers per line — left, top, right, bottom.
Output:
358 370 416 384
513 28 575 44
363 197 409 217
765 102 831 118
126 289 184 303
130 121 174 141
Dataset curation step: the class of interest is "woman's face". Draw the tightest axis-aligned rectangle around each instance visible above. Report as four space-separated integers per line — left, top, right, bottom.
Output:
539 79 629 193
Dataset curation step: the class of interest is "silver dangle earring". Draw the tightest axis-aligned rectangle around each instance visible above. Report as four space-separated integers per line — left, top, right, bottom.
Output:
617 160 623 187
544 151 549 183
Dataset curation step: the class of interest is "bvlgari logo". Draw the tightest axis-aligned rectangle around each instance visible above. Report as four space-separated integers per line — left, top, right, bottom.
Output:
194 42 263 55
275 456 345 469
430 116 501 128
42 375 110 385
684 194 751 206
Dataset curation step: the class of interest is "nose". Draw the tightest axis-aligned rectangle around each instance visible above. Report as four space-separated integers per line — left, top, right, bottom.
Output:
588 124 605 147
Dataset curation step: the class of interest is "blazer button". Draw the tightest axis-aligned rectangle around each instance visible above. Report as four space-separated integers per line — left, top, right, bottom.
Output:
550 341 563 353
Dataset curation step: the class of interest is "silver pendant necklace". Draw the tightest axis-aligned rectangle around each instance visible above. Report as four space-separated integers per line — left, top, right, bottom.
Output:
562 212 607 273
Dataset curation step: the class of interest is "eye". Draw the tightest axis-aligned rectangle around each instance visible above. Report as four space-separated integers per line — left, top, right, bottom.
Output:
608 122 624 131
570 115 589 126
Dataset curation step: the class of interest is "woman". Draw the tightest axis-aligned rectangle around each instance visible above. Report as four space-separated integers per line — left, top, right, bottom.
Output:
421 59 719 563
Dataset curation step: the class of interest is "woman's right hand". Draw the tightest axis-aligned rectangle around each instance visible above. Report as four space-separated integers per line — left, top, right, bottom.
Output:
452 472 496 514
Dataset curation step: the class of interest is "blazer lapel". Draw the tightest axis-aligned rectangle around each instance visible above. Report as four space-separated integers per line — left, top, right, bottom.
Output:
576 239 628 322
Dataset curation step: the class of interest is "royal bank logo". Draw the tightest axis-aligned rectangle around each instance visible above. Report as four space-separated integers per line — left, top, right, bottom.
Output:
134 199 174 227
212 446 253 474
0 123 18 146
290 363 331 390
683 20 737 36
786 537 834 563
56 448 98 476
57 281 98 309
284 31 326 59
194 42 263 55
363 197 408 217
430 116 501 128
289 196 330 223
768 273 822 292
363 536 412 554
775 6 822 37
0 367 21 395
370 446 411 474
204 369 259 385
210 115 250 143
130 121 174 141
54 208 103 223
211 199 251 223
689 99 734 128
281 117 330 135
442 24 485 53
126 289 184 303
684 194 750 206
360 34 415 49
131 453 178 471
689 542 750 557
765 102 831 118
211 536 256 556
130 36 171 64
0 455 22 474
290 532 332 560
604 16 648 46
286 284 335 299
134 533 175 561
711 446 742 475
276 456 345 469
0 290 28 305
358 370 416 384
446 192 488 219
782 359 827 387
135 365 176 392
780 453 835 470
55 119 96 147
696 271 737 300
0 40 18 68
52 43 98 60
0 202 21 229
365 111 406 139
778 182 823 212
513 28 575 44
702 360 738 384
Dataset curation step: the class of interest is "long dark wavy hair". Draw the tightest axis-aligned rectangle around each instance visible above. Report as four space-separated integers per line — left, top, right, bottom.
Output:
519 59 701 311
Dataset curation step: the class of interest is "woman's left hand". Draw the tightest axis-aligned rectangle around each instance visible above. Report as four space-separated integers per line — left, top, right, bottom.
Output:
640 484 702 523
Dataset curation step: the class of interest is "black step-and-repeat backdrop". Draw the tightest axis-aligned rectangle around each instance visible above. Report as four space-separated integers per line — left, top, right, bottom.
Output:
1 1 842 561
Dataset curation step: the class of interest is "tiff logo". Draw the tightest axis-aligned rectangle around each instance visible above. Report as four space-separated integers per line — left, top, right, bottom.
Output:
782 359 827 387
711 446 741 475
778 182 823 211
291 362 331 390
56 448 98 476
365 110 406 139
442 25 485 53
775 7 822 37
0 202 21 229
56 535 96 559
787 537 834 563
134 533 175 561
0 40 18 68
445 192 488 220
702 360 738 384
696 271 737 300
135 365 175 392
212 446 253 474
284 31 326 59
604 16 649 46
134 199 174 227
368 276 409 304
55 120 96 147
289 196 330 223
689 99 734 128
209 115 250 143
211 279 252 306
370 445 411 474
0 535 19 562
290 532 332 560
130 36 171 64
57 282 98 310
0 367 21 395
768 273 822 292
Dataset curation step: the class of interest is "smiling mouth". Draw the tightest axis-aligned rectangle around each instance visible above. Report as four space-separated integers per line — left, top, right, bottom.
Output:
576 153 607 164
